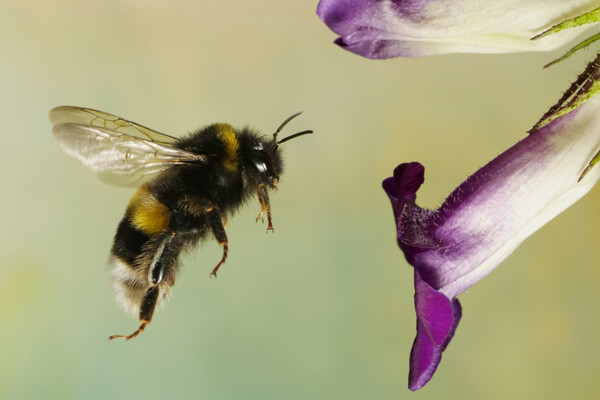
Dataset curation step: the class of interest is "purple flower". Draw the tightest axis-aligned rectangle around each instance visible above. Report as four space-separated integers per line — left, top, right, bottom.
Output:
317 0 600 59
382 55 600 390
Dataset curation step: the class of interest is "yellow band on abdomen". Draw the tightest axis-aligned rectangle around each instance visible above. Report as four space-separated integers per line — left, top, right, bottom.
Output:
127 186 170 235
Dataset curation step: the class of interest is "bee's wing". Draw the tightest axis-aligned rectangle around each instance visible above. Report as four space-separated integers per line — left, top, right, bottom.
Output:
50 106 179 144
52 120 206 188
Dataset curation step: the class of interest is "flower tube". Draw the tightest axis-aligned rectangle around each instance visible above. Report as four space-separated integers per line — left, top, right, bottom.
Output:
317 0 600 59
383 54 600 390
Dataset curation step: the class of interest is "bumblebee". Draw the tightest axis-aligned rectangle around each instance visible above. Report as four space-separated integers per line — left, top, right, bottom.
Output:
50 106 312 340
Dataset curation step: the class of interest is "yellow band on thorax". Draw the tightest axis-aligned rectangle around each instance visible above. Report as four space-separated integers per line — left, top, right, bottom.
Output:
215 123 239 172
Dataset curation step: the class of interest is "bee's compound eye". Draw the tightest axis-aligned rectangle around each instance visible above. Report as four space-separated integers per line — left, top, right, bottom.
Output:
252 150 275 178
255 161 267 173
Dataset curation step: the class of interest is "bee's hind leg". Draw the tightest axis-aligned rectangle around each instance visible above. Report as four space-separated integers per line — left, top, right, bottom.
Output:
109 286 160 340
109 232 178 341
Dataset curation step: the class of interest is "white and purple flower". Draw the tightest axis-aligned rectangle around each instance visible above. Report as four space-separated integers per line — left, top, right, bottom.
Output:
317 0 600 59
383 55 600 390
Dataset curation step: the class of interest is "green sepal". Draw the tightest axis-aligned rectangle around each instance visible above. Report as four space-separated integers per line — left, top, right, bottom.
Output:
544 32 600 68
532 7 600 40
528 52 600 181
578 149 600 182
531 53 600 132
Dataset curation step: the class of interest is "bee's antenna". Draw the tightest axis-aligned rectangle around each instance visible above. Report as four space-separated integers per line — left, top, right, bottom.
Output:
277 130 313 144
273 112 303 142
273 111 312 145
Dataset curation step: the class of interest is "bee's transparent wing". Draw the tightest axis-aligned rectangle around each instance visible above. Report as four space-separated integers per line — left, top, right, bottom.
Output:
49 106 179 144
52 120 206 188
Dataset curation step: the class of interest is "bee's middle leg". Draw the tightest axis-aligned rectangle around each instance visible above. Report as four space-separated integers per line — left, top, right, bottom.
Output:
207 208 228 278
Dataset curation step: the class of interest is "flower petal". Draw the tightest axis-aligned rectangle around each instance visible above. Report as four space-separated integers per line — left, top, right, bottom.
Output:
409 270 461 391
317 0 599 58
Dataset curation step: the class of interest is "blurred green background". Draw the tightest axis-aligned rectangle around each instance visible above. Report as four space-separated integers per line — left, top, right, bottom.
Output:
2 1 600 399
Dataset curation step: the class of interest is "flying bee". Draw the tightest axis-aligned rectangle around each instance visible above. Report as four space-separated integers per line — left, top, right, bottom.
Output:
50 106 312 340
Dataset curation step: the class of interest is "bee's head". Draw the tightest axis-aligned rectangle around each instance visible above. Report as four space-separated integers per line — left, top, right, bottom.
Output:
243 137 282 188
241 112 312 189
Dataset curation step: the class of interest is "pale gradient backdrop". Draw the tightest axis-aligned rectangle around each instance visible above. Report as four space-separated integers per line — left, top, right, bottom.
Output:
1 1 600 399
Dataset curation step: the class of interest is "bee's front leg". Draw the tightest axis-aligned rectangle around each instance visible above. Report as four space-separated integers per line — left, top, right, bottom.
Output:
256 185 274 232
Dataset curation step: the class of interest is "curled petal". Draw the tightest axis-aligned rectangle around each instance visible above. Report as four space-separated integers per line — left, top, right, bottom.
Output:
381 161 424 230
382 163 438 267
